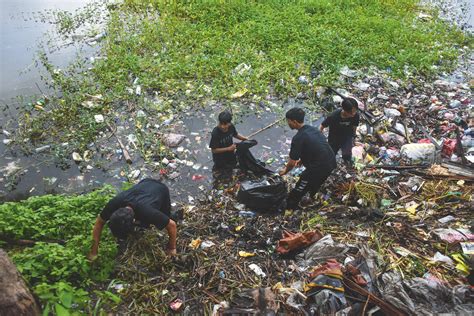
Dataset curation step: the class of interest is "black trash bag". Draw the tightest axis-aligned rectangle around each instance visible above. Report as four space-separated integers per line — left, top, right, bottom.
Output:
237 175 287 211
236 140 273 176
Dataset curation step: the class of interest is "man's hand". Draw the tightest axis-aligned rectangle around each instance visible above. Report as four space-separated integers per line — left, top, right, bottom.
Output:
296 159 302 167
166 248 177 256
228 144 237 152
279 168 287 176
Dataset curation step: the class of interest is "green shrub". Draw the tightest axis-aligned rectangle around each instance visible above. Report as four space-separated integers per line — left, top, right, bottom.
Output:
2 187 118 314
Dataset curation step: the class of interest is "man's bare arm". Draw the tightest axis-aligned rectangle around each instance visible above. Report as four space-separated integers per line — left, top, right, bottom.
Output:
235 134 248 141
165 219 177 256
279 158 298 176
88 216 105 260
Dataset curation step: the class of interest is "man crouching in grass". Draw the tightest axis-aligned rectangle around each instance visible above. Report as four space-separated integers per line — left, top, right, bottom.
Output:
87 178 177 261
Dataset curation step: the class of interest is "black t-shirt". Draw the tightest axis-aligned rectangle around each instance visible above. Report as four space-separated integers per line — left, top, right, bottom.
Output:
289 125 336 173
100 178 171 230
209 124 238 166
321 109 360 141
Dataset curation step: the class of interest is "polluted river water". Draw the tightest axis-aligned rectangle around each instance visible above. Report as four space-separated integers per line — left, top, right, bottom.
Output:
0 0 473 203
0 0 318 203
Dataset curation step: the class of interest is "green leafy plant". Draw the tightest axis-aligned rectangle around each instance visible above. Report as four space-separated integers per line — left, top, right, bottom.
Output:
1 187 119 314
34 282 89 316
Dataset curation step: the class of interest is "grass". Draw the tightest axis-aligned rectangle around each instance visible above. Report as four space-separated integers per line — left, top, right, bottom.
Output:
13 0 473 157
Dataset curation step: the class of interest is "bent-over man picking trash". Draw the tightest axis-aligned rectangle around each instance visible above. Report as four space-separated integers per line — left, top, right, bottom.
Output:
88 178 177 260
279 108 336 210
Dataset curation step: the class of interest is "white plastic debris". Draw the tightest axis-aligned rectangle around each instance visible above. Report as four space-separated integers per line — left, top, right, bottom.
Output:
211 301 229 316
298 75 309 84
384 108 401 118
400 143 436 163
353 82 371 91
135 85 142 95
200 240 216 249
438 215 455 224
1 161 20 176
340 66 359 77
431 252 454 266
35 145 51 153
248 263 266 278
72 152 83 161
233 63 251 75
129 169 140 179
94 114 104 123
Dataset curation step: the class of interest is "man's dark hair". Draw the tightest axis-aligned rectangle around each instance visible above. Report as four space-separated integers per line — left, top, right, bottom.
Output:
342 98 358 112
108 208 134 240
218 110 232 124
285 107 305 123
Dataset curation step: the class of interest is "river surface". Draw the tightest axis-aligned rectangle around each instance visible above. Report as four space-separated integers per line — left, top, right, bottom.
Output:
0 0 473 203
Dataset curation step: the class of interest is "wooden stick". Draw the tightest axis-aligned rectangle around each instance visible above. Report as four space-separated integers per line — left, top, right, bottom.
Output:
106 122 133 164
247 118 284 139
371 164 429 170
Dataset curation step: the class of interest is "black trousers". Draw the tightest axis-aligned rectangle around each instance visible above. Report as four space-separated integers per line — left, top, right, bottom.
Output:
329 137 353 163
287 169 333 209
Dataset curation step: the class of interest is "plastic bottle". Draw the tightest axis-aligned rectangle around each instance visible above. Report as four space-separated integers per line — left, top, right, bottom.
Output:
238 210 256 217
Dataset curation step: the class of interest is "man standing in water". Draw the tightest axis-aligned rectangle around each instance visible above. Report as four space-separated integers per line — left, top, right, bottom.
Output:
279 108 336 210
320 97 360 166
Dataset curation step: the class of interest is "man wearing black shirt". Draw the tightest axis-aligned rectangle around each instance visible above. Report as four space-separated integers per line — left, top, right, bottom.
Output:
320 98 360 165
280 108 336 210
209 110 248 168
87 178 177 260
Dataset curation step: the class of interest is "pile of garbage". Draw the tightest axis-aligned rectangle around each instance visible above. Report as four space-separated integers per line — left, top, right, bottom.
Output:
103 67 474 314
109 175 472 314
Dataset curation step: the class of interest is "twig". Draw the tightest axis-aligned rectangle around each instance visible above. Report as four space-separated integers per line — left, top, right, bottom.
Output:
362 293 370 315
106 122 133 164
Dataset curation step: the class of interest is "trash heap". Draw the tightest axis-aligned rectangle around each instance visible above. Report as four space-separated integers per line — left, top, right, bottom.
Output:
108 69 473 314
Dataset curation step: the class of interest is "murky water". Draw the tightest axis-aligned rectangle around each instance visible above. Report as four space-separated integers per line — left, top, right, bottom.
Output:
0 0 321 203
0 0 472 203
0 0 98 201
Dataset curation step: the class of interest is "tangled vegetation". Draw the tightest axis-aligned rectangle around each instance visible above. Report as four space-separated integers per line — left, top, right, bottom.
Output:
0 187 119 315
14 0 472 154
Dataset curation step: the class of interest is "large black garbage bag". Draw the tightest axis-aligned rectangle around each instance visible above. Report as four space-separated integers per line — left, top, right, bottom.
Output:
237 175 287 211
236 140 273 176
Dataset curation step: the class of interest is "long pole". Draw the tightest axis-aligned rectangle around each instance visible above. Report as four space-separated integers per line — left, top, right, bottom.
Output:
247 118 284 139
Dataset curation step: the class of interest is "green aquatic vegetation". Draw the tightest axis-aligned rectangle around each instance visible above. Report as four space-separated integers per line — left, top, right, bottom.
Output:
15 0 472 157
1 187 119 314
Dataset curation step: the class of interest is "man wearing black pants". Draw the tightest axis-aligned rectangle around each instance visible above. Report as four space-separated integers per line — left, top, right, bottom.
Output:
279 108 336 210
320 97 360 166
